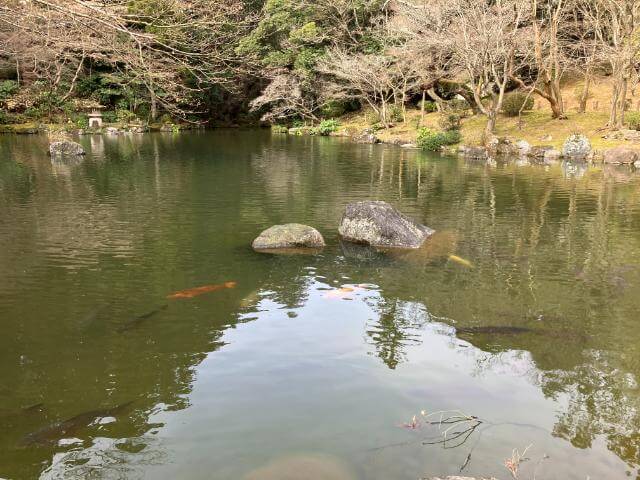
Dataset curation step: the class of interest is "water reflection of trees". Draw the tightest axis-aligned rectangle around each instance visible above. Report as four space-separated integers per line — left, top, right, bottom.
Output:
2 132 640 475
350 153 640 470
365 299 428 369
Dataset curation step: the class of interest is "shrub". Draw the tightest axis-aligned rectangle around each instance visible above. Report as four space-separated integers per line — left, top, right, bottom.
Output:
272 124 288 134
626 111 640 130
116 109 137 123
320 100 346 118
102 110 117 123
419 100 437 113
417 127 461 151
317 119 339 136
0 80 19 102
502 92 534 117
441 129 461 145
438 112 462 131
389 105 404 122
0 110 8 124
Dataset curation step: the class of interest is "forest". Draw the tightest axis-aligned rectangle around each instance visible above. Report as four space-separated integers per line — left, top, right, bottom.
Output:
1 0 639 139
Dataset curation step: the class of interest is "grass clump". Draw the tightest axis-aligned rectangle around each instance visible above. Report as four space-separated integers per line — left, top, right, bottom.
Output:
626 111 640 130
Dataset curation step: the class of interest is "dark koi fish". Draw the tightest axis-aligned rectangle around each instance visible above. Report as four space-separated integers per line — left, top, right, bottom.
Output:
117 304 168 332
21 401 134 446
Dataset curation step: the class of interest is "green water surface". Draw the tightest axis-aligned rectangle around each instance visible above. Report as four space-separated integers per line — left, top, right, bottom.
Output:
1 130 639 479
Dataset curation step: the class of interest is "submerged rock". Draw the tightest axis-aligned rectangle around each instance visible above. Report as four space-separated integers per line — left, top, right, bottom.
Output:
428 477 497 480
49 140 85 157
244 454 355 480
603 146 639 164
562 133 591 159
252 224 325 250
338 200 434 249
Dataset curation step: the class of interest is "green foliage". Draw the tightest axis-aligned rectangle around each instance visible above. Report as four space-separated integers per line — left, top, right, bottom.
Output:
102 110 118 123
419 100 437 113
317 119 339 135
116 108 137 123
439 112 461 131
272 124 288 133
417 127 461 151
0 110 8 124
502 92 534 117
389 105 403 123
0 80 19 102
626 111 640 130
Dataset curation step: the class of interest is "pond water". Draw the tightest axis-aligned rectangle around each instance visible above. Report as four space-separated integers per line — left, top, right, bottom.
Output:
1 130 640 479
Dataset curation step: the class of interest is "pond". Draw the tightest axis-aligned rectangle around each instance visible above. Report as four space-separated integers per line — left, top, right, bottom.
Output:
1 130 639 479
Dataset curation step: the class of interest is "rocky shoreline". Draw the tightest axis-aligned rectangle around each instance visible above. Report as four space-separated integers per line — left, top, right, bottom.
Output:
285 126 640 166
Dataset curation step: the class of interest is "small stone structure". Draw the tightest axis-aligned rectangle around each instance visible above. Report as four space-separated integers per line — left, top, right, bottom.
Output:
88 110 103 128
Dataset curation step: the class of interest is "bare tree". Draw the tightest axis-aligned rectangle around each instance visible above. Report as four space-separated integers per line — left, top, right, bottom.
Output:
250 72 319 123
580 0 640 129
319 50 401 127
509 0 570 119
0 0 251 119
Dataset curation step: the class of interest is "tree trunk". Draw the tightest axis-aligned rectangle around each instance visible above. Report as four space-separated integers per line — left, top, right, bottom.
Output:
485 110 497 137
150 89 157 122
427 87 445 112
616 75 628 129
579 75 591 113
420 90 426 126
609 73 622 128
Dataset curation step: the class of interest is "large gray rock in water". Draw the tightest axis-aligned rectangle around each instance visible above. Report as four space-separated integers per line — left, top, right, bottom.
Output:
562 133 591 159
252 224 325 250
49 140 85 156
338 201 434 248
603 146 639 164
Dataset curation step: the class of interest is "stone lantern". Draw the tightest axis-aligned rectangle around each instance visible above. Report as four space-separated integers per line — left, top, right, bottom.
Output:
88 109 103 128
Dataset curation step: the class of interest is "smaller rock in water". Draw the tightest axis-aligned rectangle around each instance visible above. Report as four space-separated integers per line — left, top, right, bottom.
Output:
49 140 85 157
515 139 531 156
252 224 325 250
355 129 379 144
458 145 488 159
527 145 554 159
603 146 639 164
543 149 561 162
562 133 591 159
339 200 434 249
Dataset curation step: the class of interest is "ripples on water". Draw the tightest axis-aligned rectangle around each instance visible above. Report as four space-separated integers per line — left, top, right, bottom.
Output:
1 131 639 479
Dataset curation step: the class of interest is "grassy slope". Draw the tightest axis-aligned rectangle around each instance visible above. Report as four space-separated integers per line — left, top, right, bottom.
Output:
337 77 637 151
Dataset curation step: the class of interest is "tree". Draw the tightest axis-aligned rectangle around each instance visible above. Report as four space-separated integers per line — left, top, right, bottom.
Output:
0 0 251 119
509 0 570 119
580 0 640 129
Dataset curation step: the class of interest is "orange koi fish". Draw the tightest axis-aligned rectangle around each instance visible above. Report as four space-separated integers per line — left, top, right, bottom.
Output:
167 281 237 299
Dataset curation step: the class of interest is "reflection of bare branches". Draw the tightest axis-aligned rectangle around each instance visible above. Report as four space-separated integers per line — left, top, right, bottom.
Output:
418 411 483 449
